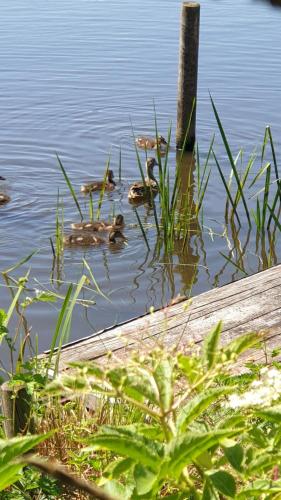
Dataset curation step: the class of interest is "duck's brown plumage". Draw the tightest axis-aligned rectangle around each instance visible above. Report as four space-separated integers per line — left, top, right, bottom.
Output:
0 193 10 205
64 229 126 247
128 158 158 203
81 169 116 193
135 135 167 150
71 214 124 232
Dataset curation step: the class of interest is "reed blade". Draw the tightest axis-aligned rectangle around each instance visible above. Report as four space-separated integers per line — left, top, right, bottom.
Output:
219 252 248 275
212 149 241 227
210 95 251 226
56 153 83 221
134 209 150 251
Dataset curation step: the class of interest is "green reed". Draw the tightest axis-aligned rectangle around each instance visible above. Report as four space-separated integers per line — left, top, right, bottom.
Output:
96 152 111 221
56 153 83 221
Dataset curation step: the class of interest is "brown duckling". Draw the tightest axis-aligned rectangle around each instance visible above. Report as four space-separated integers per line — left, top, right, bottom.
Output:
135 135 167 150
81 169 116 193
0 193 10 205
128 158 158 202
64 229 126 247
71 214 124 232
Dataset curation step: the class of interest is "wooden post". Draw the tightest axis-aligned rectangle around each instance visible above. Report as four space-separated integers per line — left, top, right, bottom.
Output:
176 2 200 151
1 382 34 438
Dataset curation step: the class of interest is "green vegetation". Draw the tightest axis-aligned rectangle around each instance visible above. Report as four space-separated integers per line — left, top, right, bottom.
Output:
1 306 281 498
1 102 281 497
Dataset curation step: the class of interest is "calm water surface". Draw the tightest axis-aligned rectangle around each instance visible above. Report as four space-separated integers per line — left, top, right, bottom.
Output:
0 0 281 354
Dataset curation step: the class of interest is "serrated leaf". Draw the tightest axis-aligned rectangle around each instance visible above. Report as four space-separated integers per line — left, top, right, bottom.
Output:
86 427 163 471
167 429 242 477
223 332 262 358
202 322 222 369
0 433 51 491
176 387 233 432
0 434 52 466
103 478 133 500
104 457 134 479
134 464 158 495
207 470 236 497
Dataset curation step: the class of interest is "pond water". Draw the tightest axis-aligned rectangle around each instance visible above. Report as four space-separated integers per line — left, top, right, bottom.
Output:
0 0 281 356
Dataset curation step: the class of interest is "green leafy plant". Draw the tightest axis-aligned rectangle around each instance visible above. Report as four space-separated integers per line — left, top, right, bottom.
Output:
44 323 281 499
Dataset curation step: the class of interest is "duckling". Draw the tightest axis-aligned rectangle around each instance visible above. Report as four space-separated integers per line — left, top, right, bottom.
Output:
64 229 126 247
135 135 167 150
81 169 116 194
71 214 124 232
0 193 10 205
128 158 158 202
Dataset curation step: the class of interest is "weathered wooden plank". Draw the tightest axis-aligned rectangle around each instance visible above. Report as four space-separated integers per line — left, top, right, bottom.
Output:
56 264 281 370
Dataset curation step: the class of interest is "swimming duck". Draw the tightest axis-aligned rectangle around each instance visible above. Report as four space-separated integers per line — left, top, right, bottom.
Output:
81 169 116 194
128 158 158 202
71 214 124 232
64 229 126 247
0 176 6 181
135 135 167 150
0 193 10 205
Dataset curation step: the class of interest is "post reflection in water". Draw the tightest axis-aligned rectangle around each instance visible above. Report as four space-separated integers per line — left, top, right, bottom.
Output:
169 151 200 295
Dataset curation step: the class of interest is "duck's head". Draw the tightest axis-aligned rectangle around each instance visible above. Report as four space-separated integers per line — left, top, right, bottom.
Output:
146 157 158 181
157 135 167 145
107 169 116 185
108 229 127 243
113 214 124 226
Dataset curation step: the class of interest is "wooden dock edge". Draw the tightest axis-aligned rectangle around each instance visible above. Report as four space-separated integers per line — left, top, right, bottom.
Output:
48 264 281 371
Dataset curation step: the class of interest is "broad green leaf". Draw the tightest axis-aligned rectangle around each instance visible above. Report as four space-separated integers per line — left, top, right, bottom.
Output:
121 424 164 441
223 332 262 359
86 427 163 471
0 434 51 491
103 478 133 500
223 443 244 472
134 464 158 495
167 429 242 477
0 433 51 466
0 462 24 491
153 358 173 412
176 387 233 432
104 457 134 479
202 322 222 369
207 470 236 498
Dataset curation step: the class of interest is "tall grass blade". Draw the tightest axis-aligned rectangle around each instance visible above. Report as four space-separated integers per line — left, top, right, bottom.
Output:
219 252 248 276
83 258 110 302
212 149 241 226
2 251 38 275
210 95 251 226
96 153 111 220
134 209 150 251
56 153 83 221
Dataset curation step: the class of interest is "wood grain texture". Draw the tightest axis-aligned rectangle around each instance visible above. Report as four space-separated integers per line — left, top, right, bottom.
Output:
53 264 281 371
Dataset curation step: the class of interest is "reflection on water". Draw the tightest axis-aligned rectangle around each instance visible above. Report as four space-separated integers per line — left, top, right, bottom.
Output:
0 0 281 354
